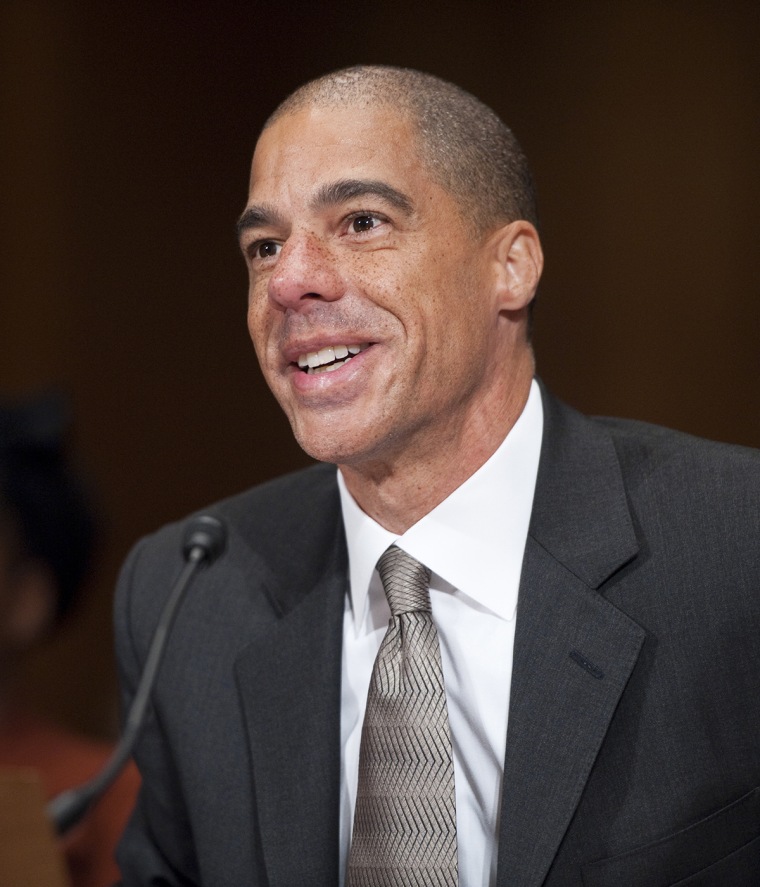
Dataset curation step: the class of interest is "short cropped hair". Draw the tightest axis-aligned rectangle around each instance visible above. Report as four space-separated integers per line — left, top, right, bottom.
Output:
264 65 539 233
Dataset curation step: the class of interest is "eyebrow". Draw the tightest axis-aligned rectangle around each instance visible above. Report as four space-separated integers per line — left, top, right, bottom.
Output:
235 178 414 240
236 204 285 240
311 178 414 215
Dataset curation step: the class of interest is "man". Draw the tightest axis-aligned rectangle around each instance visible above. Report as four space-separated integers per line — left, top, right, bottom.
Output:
114 66 760 886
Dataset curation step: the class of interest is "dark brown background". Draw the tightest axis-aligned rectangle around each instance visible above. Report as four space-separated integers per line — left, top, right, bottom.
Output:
2 1 758 739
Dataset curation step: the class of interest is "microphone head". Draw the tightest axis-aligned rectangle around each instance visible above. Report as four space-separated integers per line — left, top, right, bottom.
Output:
182 514 227 564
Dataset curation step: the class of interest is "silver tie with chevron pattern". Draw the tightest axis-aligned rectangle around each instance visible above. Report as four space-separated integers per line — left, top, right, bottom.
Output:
347 544 458 886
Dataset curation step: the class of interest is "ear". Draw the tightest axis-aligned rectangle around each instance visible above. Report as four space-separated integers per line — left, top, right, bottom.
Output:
489 220 544 312
0 562 57 653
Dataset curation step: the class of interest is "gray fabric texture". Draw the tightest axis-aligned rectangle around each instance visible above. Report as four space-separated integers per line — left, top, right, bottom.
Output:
113 386 760 887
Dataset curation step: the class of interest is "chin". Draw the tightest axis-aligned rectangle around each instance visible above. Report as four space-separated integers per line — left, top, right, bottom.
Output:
290 419 381 467
290 423 352 465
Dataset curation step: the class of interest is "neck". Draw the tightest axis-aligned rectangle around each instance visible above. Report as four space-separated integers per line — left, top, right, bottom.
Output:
339 360 534 534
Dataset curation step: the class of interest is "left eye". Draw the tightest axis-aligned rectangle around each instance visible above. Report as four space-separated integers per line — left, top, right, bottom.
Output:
257 241 281 258
350 215 380 234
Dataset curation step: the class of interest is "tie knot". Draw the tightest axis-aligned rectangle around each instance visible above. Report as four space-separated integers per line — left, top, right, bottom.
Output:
376 545 432 617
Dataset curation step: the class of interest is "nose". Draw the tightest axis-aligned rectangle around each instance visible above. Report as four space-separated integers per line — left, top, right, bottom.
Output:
267 232 344 311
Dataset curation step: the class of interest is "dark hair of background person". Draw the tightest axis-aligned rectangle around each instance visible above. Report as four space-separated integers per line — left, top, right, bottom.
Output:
0 392 98 624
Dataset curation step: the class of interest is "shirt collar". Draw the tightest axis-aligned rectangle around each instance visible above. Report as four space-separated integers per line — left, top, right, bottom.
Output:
338 379 544 632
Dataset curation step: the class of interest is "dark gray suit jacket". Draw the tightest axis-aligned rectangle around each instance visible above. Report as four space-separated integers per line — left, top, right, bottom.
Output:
114 389 760 886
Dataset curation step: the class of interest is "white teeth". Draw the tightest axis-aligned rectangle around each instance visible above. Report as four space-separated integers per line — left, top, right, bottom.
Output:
295 343 370 373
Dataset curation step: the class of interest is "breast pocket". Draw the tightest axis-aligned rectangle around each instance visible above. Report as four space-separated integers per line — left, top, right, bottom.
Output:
581 787 760 887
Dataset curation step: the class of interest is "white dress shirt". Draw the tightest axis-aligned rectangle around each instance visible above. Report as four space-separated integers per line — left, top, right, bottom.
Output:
338 379 543 887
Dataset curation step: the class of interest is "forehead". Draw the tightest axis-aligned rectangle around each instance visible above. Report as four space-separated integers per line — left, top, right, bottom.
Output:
248 103 431 204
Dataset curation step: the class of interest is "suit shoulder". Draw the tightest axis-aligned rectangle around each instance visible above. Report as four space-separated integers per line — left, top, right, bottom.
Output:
540 388 760 497
119 462 338 582
214 461 338 527
591 414 760 481
114 462 341 636
586 415 760 536
592 413 759 456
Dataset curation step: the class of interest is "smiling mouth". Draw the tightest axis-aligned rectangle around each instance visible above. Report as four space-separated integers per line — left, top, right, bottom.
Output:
296 343 370 374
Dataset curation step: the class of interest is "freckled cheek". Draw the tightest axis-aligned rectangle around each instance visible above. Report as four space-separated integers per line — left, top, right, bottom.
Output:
352 252 428 312
247 271 277 315
246 273 270 307
245 301 275 363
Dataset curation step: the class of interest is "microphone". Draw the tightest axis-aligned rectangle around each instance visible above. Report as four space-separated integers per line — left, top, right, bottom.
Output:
47 514 227 835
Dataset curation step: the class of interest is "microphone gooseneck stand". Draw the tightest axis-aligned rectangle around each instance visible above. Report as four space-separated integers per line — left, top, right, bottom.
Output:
47 514 227 835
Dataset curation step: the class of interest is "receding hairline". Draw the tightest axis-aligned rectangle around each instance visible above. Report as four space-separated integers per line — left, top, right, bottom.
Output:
259 72 441 181
259 65 539 232
263 67 425 127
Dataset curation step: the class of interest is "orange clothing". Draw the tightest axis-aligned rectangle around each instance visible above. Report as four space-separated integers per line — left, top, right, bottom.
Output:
0 710 140 887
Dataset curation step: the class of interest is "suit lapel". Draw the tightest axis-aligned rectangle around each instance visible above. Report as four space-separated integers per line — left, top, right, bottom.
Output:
233 471 347 887
496 390 646 887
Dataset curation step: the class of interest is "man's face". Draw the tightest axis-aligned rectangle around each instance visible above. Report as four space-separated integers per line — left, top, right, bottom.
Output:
240 103 523 470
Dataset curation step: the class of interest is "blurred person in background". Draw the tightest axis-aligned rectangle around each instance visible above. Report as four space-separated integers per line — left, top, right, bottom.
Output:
0 392 139 887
